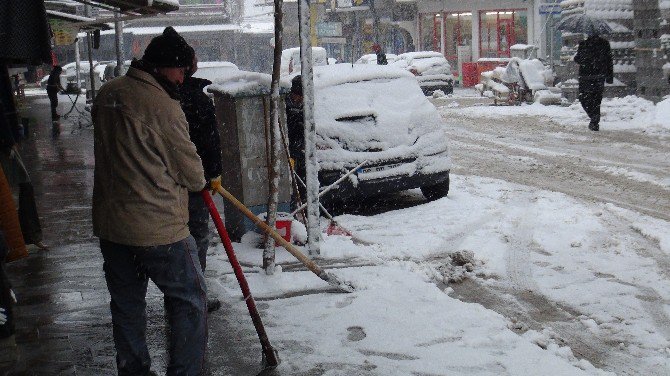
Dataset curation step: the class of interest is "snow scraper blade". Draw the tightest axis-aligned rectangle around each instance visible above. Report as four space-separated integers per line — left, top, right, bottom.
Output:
201 190 280 369
213 185 354 293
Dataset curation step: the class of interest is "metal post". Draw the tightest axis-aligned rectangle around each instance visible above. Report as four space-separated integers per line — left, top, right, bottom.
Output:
549 15 555 71
298 0 321 255
85 5 96 100
114 12 125 76
75 38 81 90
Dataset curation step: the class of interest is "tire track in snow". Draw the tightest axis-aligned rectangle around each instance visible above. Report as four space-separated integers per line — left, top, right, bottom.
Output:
443 114 670 222
448 189 655 375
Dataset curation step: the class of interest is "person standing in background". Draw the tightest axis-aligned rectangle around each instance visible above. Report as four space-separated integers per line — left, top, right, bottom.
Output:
46 66 64 121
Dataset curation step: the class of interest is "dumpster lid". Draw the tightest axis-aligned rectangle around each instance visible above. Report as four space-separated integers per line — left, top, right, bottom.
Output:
207 70 291 98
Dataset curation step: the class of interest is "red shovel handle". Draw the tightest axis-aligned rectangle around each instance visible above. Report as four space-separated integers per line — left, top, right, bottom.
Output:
201 189 279 368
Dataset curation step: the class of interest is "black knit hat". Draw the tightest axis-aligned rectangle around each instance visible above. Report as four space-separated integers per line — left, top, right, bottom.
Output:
142 27 194 68
291 75 302 95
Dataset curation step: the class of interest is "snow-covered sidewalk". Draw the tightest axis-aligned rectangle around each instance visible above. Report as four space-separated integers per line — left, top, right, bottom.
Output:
437 93 670 134
207 174 670 375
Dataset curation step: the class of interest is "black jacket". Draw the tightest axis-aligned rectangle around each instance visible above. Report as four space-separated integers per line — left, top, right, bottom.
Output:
574 35 614 83
0 98 16 152
179 76 223 181
285 94 305 165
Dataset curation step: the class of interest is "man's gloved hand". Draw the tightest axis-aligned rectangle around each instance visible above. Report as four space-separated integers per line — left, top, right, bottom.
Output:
209 176 222 194
289 158 295 170
0 308 7 325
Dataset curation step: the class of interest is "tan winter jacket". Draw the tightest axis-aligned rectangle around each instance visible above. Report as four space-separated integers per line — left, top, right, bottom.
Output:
92 67 206 246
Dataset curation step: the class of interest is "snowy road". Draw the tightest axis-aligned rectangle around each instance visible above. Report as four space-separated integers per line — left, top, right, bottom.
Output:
431 98 670 375
439 102 670 222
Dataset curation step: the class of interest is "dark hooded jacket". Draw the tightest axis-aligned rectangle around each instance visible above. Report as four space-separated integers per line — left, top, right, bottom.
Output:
179 76 223 181
574 35 614 83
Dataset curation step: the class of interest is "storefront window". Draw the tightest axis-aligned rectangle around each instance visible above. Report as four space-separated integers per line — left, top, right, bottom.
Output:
479 10 527 58
444 12 473 68
420 14 442 52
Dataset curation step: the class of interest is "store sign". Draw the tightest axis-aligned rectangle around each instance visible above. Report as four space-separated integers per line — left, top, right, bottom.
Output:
336 0 369 8
539 1 562 15
316 22 343 37
49 19 78 46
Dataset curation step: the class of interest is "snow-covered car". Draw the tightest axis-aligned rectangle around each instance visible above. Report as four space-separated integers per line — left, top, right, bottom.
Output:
354 53 398 65
192 61 239 82
393 51 455 95
280 47 328 77
313 64 451 201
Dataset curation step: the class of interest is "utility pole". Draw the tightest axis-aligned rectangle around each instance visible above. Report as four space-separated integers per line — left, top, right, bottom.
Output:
298 0 321 255
114 12 124 76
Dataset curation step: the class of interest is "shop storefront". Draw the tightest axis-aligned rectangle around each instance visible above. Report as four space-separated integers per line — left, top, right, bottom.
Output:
417 0 538 77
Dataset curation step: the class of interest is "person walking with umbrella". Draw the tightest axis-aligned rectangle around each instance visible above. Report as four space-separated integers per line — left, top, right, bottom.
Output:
557 14 614 132
574 31 613 131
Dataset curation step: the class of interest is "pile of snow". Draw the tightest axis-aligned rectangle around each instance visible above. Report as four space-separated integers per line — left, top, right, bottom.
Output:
207 70 289 97
312 64 449 171
439 95 670 133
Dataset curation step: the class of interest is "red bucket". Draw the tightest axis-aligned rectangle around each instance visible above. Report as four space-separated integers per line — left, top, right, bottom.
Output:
259 212 293 243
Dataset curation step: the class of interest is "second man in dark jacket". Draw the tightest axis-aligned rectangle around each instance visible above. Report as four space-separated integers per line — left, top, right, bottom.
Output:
179 54 224 312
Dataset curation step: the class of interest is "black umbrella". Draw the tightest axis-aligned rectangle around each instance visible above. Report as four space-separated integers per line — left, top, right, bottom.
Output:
556 13 613 36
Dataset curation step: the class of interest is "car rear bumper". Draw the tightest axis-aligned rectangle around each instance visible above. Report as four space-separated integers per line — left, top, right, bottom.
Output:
319 169 450 200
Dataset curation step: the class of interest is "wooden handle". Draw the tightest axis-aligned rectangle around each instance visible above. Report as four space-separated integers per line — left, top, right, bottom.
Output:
215 186 325 277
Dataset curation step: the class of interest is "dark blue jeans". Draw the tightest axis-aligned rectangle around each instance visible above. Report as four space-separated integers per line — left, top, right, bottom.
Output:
188 192 211 272
100 237 207 376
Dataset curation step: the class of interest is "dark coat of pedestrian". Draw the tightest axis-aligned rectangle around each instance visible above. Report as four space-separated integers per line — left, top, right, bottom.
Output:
286 75 306 204
0 98 44 250
92 26 209 375
372 43 388 65
179 56 223 314
46 66 63 121
574 34 613 131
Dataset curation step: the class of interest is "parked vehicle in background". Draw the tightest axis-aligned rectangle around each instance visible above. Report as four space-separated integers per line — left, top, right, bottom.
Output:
280 47 329 76
192 61 239 82
103 60 131 81
312 64 452 202
393 51 454 95
354 53 398 65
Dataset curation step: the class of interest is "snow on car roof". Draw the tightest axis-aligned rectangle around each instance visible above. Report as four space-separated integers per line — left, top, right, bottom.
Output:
207 70 290 97
398 51 445 59
313 64 413 88
198 61 238 69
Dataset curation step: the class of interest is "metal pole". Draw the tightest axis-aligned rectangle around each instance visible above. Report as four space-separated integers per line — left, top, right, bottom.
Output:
75 38 81 90
549 15 555 71
84 5 96 100
114 12 125 76
298 0 321 255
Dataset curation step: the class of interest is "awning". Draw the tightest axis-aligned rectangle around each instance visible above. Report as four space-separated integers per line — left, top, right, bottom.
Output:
69 0 179 16
46 9 113 30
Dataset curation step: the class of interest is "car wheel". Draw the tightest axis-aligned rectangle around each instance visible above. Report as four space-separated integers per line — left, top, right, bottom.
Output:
420 175 450 201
